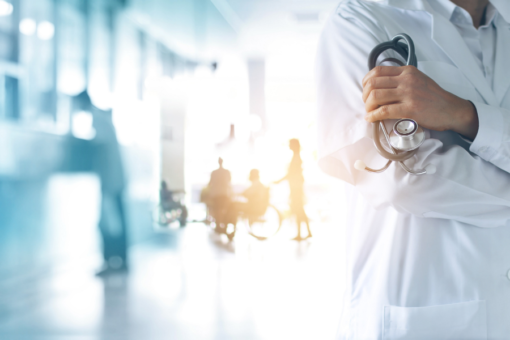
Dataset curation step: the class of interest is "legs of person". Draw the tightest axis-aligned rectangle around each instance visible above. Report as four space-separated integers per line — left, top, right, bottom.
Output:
98 209 113 264
209 196 220 226
290 203 302 240
114 191 129 268
291 202 311 240
289 187 311 240
290 188 302 240
297 207 312 238
97 191 128 274
295 214 303 239
225 202 238 240
226 201 246 225
211 195 229 231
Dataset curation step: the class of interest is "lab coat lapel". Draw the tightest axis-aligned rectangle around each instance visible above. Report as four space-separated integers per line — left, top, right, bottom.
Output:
493 15 510 104
427 5 499 106
490 0 510 24
386 0 425 11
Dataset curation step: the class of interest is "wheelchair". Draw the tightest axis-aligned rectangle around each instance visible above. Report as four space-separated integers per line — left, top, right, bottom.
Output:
207 198 282 241
153 201 188 227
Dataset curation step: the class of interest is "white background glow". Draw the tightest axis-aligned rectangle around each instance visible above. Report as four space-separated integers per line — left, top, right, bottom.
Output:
19 18 36 36
37 20 55 40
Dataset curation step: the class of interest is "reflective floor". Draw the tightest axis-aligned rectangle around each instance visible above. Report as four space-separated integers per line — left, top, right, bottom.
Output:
0 175 346 340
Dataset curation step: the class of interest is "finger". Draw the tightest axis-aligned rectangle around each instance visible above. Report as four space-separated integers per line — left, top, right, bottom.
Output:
365 88 402 112
362 66 404 87
365 103 404 122
362 76 399 102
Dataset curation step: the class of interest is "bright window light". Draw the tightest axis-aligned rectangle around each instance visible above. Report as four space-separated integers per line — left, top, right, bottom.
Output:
248 114 262 132
37 21 54 40
0 1 13 16
72 111 96 140
58 68 86 96
19 18 36 36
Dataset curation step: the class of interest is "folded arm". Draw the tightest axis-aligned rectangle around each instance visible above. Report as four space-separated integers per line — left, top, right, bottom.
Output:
467 102 510 173
362 65 480 140
316 4 510 228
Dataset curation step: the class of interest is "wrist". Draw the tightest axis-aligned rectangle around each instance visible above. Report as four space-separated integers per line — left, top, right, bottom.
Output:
451 98 479 140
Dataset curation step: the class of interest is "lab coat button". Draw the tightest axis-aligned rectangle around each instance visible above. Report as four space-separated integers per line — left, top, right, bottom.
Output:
479 146 488 153
507 269 510 281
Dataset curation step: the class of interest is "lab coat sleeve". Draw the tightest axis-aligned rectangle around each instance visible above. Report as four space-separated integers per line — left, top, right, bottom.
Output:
316 2 510 228
469 101 510 172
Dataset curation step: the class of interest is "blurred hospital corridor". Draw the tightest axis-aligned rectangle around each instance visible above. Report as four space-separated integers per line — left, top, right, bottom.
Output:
0 0 347 338
0 174 346 340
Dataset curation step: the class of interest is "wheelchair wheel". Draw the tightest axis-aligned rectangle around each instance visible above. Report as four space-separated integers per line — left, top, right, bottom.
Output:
246 205 282 240
153 204 182 226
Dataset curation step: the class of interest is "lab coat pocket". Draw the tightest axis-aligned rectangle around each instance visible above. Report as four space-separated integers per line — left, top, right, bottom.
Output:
418 61 483 102
382 300 487 340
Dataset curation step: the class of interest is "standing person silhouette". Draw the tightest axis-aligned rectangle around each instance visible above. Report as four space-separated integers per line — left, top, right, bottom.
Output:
72 90 129 276
208 158 232 230
275 139 312 241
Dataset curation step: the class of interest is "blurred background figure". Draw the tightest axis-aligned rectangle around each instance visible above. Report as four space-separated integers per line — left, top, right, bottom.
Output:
227 168 270 224
0 0 345 339
242 169 269 217
159 180 173 210
72 90 129 276
159 180 187 227
275 139 312 241
206 157 232 231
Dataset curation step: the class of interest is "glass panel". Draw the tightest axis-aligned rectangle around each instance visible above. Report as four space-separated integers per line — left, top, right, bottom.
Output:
88 1 111 109
57 0 86 96
0 0 16 62
19 0 55 121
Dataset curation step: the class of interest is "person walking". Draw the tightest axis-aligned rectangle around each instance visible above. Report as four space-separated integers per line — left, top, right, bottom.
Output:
275 139 312 241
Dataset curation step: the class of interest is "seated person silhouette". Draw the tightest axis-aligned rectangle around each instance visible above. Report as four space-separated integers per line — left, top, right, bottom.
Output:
242 169 269 217
227 169 269 223
160 180 178 211
159 180 188 226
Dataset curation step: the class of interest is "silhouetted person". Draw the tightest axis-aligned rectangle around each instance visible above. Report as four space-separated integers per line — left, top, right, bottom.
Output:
242 169 269 216
160 180 177 211
228 169 269 223
208 158 232 228
73 90 128 275
275 139 311 241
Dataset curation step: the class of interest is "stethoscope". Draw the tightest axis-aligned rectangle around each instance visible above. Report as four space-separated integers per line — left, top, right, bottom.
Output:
354 33 436 175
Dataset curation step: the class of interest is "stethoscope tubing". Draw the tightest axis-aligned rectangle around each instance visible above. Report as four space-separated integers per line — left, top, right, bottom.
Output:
372 122 418 162
363 33 427 174
369 122 426 175
367 34 417 70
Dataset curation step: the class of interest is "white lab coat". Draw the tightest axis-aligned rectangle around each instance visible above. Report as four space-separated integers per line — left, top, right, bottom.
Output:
316 0 510 339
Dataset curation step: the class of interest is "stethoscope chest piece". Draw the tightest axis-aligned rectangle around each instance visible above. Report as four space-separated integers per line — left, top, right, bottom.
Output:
389 119 425 152
355 33 435 175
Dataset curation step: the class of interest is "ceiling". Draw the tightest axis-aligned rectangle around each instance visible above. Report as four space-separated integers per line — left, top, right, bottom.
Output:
126 0 339 60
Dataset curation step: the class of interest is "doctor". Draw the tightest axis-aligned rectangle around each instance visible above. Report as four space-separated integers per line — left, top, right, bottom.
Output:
317 0 510 339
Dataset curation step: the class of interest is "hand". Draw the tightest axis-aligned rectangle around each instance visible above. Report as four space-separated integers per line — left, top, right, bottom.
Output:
362 66 479 140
